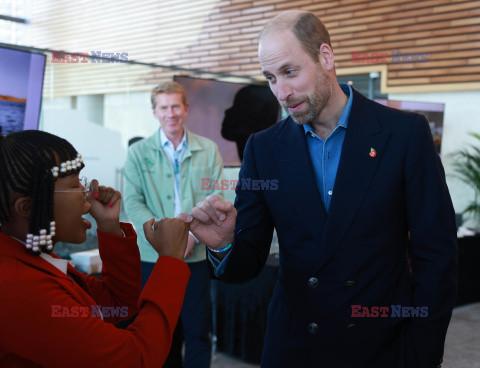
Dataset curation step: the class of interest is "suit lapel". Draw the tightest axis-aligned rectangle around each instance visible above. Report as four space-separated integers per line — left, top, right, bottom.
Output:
316 91 390 272
274 118 327 243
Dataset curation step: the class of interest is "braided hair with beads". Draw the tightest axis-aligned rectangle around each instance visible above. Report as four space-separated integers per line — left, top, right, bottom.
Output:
0 130 85 255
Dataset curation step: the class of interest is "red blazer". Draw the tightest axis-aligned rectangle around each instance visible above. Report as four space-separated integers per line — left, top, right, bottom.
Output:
0 223 190 367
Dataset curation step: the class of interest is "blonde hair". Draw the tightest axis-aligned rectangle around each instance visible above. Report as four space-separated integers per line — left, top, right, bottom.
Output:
150 81 187 109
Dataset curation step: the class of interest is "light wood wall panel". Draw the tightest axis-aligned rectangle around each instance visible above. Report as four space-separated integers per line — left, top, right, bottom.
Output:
32 0 480 96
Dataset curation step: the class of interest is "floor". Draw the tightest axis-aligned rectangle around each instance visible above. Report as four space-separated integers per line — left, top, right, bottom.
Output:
443 303 480 368
211 302 480 368
212 353 259 368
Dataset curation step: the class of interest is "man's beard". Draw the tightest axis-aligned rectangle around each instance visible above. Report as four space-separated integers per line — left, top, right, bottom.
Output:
282 68 332 125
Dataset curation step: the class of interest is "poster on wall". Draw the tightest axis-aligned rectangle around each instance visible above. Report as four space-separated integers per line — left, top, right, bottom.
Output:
174 75 280 166
374 99 445 153
0 46 46 135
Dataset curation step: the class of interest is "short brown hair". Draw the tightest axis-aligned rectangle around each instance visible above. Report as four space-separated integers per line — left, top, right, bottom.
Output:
292 12 331 62
260 11 331 63
150 81 187 109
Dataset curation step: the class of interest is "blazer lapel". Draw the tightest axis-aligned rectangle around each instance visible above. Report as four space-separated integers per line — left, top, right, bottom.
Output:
0 232 73 281
316 91 391 272
274 118 327 243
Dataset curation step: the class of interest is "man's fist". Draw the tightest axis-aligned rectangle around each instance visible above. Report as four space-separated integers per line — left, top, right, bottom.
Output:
143 218 189 260
177 195 237 251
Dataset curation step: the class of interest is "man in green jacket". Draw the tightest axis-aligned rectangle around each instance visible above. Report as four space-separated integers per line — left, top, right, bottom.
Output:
124 81 223 368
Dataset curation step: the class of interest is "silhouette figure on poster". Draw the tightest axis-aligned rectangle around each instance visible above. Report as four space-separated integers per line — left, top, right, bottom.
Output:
221 85 279 161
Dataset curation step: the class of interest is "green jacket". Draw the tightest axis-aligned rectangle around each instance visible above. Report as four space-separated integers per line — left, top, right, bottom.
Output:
123 128 223 263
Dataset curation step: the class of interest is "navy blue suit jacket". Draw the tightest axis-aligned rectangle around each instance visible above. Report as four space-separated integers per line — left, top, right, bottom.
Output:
213 89 457 368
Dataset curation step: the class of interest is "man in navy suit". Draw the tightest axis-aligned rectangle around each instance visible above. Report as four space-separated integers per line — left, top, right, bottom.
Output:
181 10 457 368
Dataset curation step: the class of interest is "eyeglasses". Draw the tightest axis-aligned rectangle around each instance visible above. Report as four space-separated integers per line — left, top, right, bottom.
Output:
54 176 91 202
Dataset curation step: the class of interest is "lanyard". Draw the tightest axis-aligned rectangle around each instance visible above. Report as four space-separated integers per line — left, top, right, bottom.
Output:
174 157 180 174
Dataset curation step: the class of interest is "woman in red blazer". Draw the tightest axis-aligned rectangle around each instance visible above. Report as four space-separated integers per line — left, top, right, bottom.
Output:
0 130 190 367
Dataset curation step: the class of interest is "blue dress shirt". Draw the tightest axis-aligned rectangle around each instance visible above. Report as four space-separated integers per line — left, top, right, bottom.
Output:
159 128 187 217
303 83 353 212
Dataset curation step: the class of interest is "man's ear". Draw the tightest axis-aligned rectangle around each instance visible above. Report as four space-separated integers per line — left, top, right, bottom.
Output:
13 197 31 219
319 43 335 71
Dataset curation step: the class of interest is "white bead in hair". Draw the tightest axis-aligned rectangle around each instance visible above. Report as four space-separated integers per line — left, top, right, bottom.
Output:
32 246 39 252
46 245 53 251
40 229 47 235
52 154 84 176
50 221 56 237
25 236 33 249
76 154 84 166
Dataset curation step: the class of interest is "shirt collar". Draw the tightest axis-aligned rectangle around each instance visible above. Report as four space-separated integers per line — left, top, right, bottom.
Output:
159 128 187 151
10 235 68 275
303 83 353 135
39 252 69 274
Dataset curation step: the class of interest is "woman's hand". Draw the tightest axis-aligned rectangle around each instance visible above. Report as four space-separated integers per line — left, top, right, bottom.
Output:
143 218 189 260
87 179 122 235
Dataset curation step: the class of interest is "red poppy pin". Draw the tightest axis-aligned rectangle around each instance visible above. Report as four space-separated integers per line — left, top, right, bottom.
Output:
369 148 377 158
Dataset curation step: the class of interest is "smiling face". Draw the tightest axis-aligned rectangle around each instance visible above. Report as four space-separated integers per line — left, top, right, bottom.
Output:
52 173 91 244
153 92 189 137
259 29 333 125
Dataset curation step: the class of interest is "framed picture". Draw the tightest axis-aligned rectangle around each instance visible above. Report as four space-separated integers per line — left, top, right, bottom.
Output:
0 46 46 135
374 99 444 153
174 75 279 166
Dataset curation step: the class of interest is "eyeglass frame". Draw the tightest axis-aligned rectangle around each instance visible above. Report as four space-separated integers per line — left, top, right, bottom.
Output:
54 176 91 202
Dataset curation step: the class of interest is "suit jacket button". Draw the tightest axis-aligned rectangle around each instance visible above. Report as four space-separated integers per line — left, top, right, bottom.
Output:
346 323 356 329
308 323 318 334
308 277 319 288
345 280 356 287
166 173 172 178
